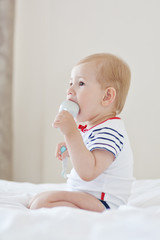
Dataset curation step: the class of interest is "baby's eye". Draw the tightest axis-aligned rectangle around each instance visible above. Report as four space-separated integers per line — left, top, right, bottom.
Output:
79 81 85 86
69 82 73 86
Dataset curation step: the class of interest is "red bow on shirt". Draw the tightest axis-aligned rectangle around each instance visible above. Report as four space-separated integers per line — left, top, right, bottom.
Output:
78 124 87 133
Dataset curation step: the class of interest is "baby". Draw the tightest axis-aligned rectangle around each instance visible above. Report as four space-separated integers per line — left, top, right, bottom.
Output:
29 53 134 212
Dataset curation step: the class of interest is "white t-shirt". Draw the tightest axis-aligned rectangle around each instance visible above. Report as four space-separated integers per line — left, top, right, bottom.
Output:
67 117 134 208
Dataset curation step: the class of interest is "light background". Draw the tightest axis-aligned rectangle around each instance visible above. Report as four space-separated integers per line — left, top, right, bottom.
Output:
13 0 160 183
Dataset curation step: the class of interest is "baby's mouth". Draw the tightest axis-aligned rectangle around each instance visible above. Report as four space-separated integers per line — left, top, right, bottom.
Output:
67 98 79 106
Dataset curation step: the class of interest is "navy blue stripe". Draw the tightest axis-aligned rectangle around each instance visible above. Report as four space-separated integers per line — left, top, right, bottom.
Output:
99 200 110 209
97 132 123 145
88 137 122 152
89 146 116 157
89 142 118 155
92 127 124 138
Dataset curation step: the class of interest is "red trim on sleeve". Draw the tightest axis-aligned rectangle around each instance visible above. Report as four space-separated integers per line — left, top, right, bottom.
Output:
101 192 105 200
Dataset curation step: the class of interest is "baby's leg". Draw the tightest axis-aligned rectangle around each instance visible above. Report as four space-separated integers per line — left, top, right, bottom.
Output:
29 191 105 212
29 192 79 209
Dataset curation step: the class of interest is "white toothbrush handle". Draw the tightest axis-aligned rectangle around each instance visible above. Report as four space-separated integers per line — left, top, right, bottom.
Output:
61 157 68 179
60 146 68 179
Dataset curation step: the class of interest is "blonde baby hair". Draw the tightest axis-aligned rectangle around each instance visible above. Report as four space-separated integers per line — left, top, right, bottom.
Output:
76 53 131 115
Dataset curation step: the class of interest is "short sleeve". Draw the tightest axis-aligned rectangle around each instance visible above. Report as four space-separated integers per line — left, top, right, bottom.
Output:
86 127 124 158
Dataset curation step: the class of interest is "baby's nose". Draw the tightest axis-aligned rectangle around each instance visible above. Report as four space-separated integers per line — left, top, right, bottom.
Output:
67 86 75 96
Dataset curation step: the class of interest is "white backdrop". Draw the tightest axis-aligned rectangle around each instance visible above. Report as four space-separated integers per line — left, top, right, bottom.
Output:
13 0 160 183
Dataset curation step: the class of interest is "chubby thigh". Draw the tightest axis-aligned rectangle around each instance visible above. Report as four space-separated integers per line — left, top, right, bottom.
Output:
29 190 105 212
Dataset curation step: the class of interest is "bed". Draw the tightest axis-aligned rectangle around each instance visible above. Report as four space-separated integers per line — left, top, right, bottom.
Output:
0 179 160 240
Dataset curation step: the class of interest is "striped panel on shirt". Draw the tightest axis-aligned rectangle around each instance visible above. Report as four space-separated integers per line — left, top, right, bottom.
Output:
86 127 124 157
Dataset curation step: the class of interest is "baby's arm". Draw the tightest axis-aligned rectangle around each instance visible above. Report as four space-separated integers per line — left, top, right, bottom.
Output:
65 130 114 181
54 110 114 181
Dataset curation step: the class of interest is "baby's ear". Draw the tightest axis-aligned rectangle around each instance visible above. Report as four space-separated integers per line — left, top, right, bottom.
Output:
102 87 116 106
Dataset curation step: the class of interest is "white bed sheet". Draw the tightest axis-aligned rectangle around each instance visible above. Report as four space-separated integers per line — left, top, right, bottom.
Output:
0 179 160 240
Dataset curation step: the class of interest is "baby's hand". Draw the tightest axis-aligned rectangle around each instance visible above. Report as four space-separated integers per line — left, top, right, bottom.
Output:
53 110 77 136
56 142 69 161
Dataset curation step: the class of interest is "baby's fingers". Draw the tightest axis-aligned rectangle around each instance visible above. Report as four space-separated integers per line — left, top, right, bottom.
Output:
55 142 67 160
56 151 63 161
61 150 69 159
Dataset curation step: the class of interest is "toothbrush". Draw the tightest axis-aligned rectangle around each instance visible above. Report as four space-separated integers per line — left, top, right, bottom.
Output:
60 145 68 178
59 100 80 178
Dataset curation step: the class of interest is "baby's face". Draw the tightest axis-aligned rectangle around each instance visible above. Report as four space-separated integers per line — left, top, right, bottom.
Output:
67 62 105 123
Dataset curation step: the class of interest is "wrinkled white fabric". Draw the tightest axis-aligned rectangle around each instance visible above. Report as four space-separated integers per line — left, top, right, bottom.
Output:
0 179 160 240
